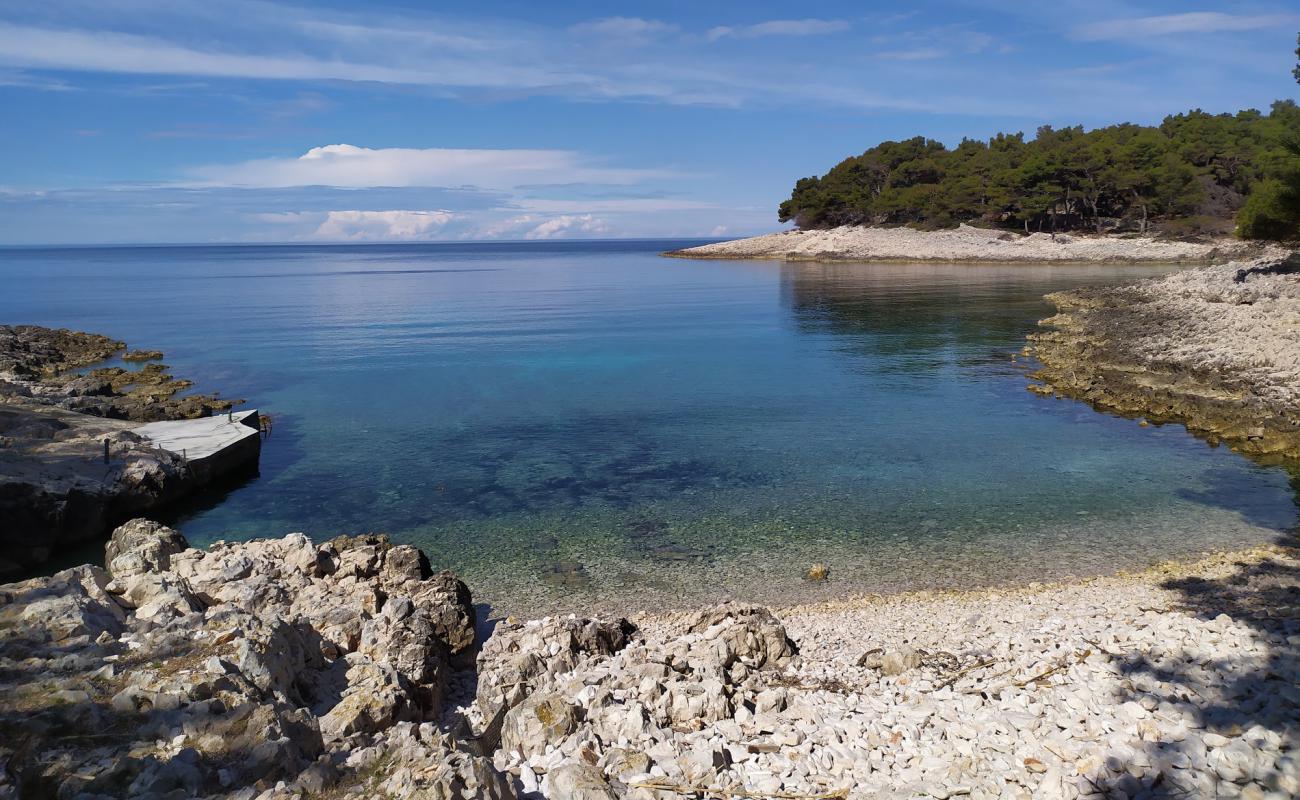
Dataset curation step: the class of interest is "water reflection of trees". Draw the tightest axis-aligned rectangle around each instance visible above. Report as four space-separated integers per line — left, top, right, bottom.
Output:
779 262 1166 372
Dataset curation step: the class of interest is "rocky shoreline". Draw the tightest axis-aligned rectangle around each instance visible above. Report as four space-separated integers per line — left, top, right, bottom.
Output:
0 326 253 575
2 522 1296 799
667 225 1262 264
1028 249 1300 462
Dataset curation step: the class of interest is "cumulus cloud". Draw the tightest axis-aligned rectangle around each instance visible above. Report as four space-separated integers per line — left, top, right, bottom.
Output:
524 214 610 239
515 198 715 213
478 213 610 240
188 144 667 189
310 210 454 241
707 19 849 42
1074 12 1298 41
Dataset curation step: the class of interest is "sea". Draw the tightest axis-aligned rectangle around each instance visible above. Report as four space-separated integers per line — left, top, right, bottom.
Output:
3 240 1294 615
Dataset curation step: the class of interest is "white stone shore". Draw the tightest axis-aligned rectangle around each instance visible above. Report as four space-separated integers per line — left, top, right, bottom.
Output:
486 545 1299 799
5 521 1295 799
669 224 1262 264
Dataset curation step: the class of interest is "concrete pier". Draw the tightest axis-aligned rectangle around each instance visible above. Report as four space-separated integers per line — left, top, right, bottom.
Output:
136 409 262 482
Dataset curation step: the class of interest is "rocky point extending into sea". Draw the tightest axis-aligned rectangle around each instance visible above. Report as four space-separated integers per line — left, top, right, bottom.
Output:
667 224 1264 264
1029 248 1300 462
0 325 253 576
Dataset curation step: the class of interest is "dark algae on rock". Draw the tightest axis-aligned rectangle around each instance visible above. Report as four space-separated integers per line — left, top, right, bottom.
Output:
0 325 240 423
1029 250 1300 462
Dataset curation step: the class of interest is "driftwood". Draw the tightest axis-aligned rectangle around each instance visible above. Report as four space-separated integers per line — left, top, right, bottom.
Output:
933 658 997 692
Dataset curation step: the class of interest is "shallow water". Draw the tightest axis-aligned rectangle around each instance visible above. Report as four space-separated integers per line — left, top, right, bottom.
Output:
2 241 1295 615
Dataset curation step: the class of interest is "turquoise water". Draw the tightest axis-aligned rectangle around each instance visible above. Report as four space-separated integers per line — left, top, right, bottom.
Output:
2 242 1295 614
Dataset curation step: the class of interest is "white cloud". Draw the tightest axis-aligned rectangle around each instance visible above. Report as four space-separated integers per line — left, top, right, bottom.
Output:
255 211 315 224
524 214 610 240
1075 12 1298 41
707 19 849 42
0 67 74 90
0 23 590 90
871 26 995 61
516 198 715 213
189 144 667 189
477 213 611 240
570 17 675 40
310 209 454 241
874 47 947 61
0 7 1053 114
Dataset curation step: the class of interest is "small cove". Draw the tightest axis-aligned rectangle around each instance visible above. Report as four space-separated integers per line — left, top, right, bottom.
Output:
2 241 1295 615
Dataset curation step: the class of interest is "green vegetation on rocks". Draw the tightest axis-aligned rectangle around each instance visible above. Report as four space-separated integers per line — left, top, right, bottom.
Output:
778 101 1300 240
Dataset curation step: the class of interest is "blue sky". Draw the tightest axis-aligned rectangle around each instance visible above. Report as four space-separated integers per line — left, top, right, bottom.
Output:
0 1 1297 244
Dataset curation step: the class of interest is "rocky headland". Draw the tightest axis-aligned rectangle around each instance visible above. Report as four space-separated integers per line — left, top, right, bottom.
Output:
1028 249 1300 462
0 325 239 423
667 225 1263 264
2 521 1297 799
0 326 252 575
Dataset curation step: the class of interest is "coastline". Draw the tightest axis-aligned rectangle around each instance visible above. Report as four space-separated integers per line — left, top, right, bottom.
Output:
0 325 258 575
666 224 1263 264
4 247 1300 798
3 523 1295 799
1028 249 1300 462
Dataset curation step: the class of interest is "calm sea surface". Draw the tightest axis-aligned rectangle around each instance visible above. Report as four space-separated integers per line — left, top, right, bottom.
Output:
2 241 1295 615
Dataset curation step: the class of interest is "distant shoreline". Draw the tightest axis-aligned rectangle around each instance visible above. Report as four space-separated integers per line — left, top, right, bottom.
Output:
666 223 1264 264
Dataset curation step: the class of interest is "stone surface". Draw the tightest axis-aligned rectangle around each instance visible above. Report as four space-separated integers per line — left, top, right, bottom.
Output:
1030 249 1300 459
3 524 1297 800
668 223 1262 263
0 522 491 800
0 325 255 574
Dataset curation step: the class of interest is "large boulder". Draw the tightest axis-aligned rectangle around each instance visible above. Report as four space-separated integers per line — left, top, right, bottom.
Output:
0 565 125 643
476 616 637 714
358 596 451 714
499 692 579 759
366 724 518 800
317 657 418 743
683 604 798 672
549 762 620 800
105 518 189 579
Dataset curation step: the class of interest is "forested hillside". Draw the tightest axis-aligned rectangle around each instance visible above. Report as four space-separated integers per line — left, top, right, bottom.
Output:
779 101 1300 239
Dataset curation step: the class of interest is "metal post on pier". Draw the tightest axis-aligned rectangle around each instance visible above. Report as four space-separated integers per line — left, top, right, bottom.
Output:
103 438 110 464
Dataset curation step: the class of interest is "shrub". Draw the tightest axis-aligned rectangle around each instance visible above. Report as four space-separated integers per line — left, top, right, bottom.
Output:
1236 179 1300 241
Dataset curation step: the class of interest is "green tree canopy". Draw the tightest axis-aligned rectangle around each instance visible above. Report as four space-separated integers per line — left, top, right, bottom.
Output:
779 101 1300 240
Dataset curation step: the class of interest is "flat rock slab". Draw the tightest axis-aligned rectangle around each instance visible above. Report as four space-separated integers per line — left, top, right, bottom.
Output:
136 409 261 463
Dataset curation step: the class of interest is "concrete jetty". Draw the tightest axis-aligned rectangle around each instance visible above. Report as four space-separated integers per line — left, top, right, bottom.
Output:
136 409 263 482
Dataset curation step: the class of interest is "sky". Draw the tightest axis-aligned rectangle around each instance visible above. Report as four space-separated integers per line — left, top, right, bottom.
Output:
0 1 1297 244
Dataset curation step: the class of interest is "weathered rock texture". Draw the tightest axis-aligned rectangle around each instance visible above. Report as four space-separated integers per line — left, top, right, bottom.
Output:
1029 249 1300 461
2 524 1299 799
0 326 250 574
0 325 239 422
0 523 486 799
668 224 1262 263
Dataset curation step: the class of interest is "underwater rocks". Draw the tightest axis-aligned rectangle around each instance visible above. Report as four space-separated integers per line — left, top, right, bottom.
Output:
3 525 1300 798
1029 249 1300 461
